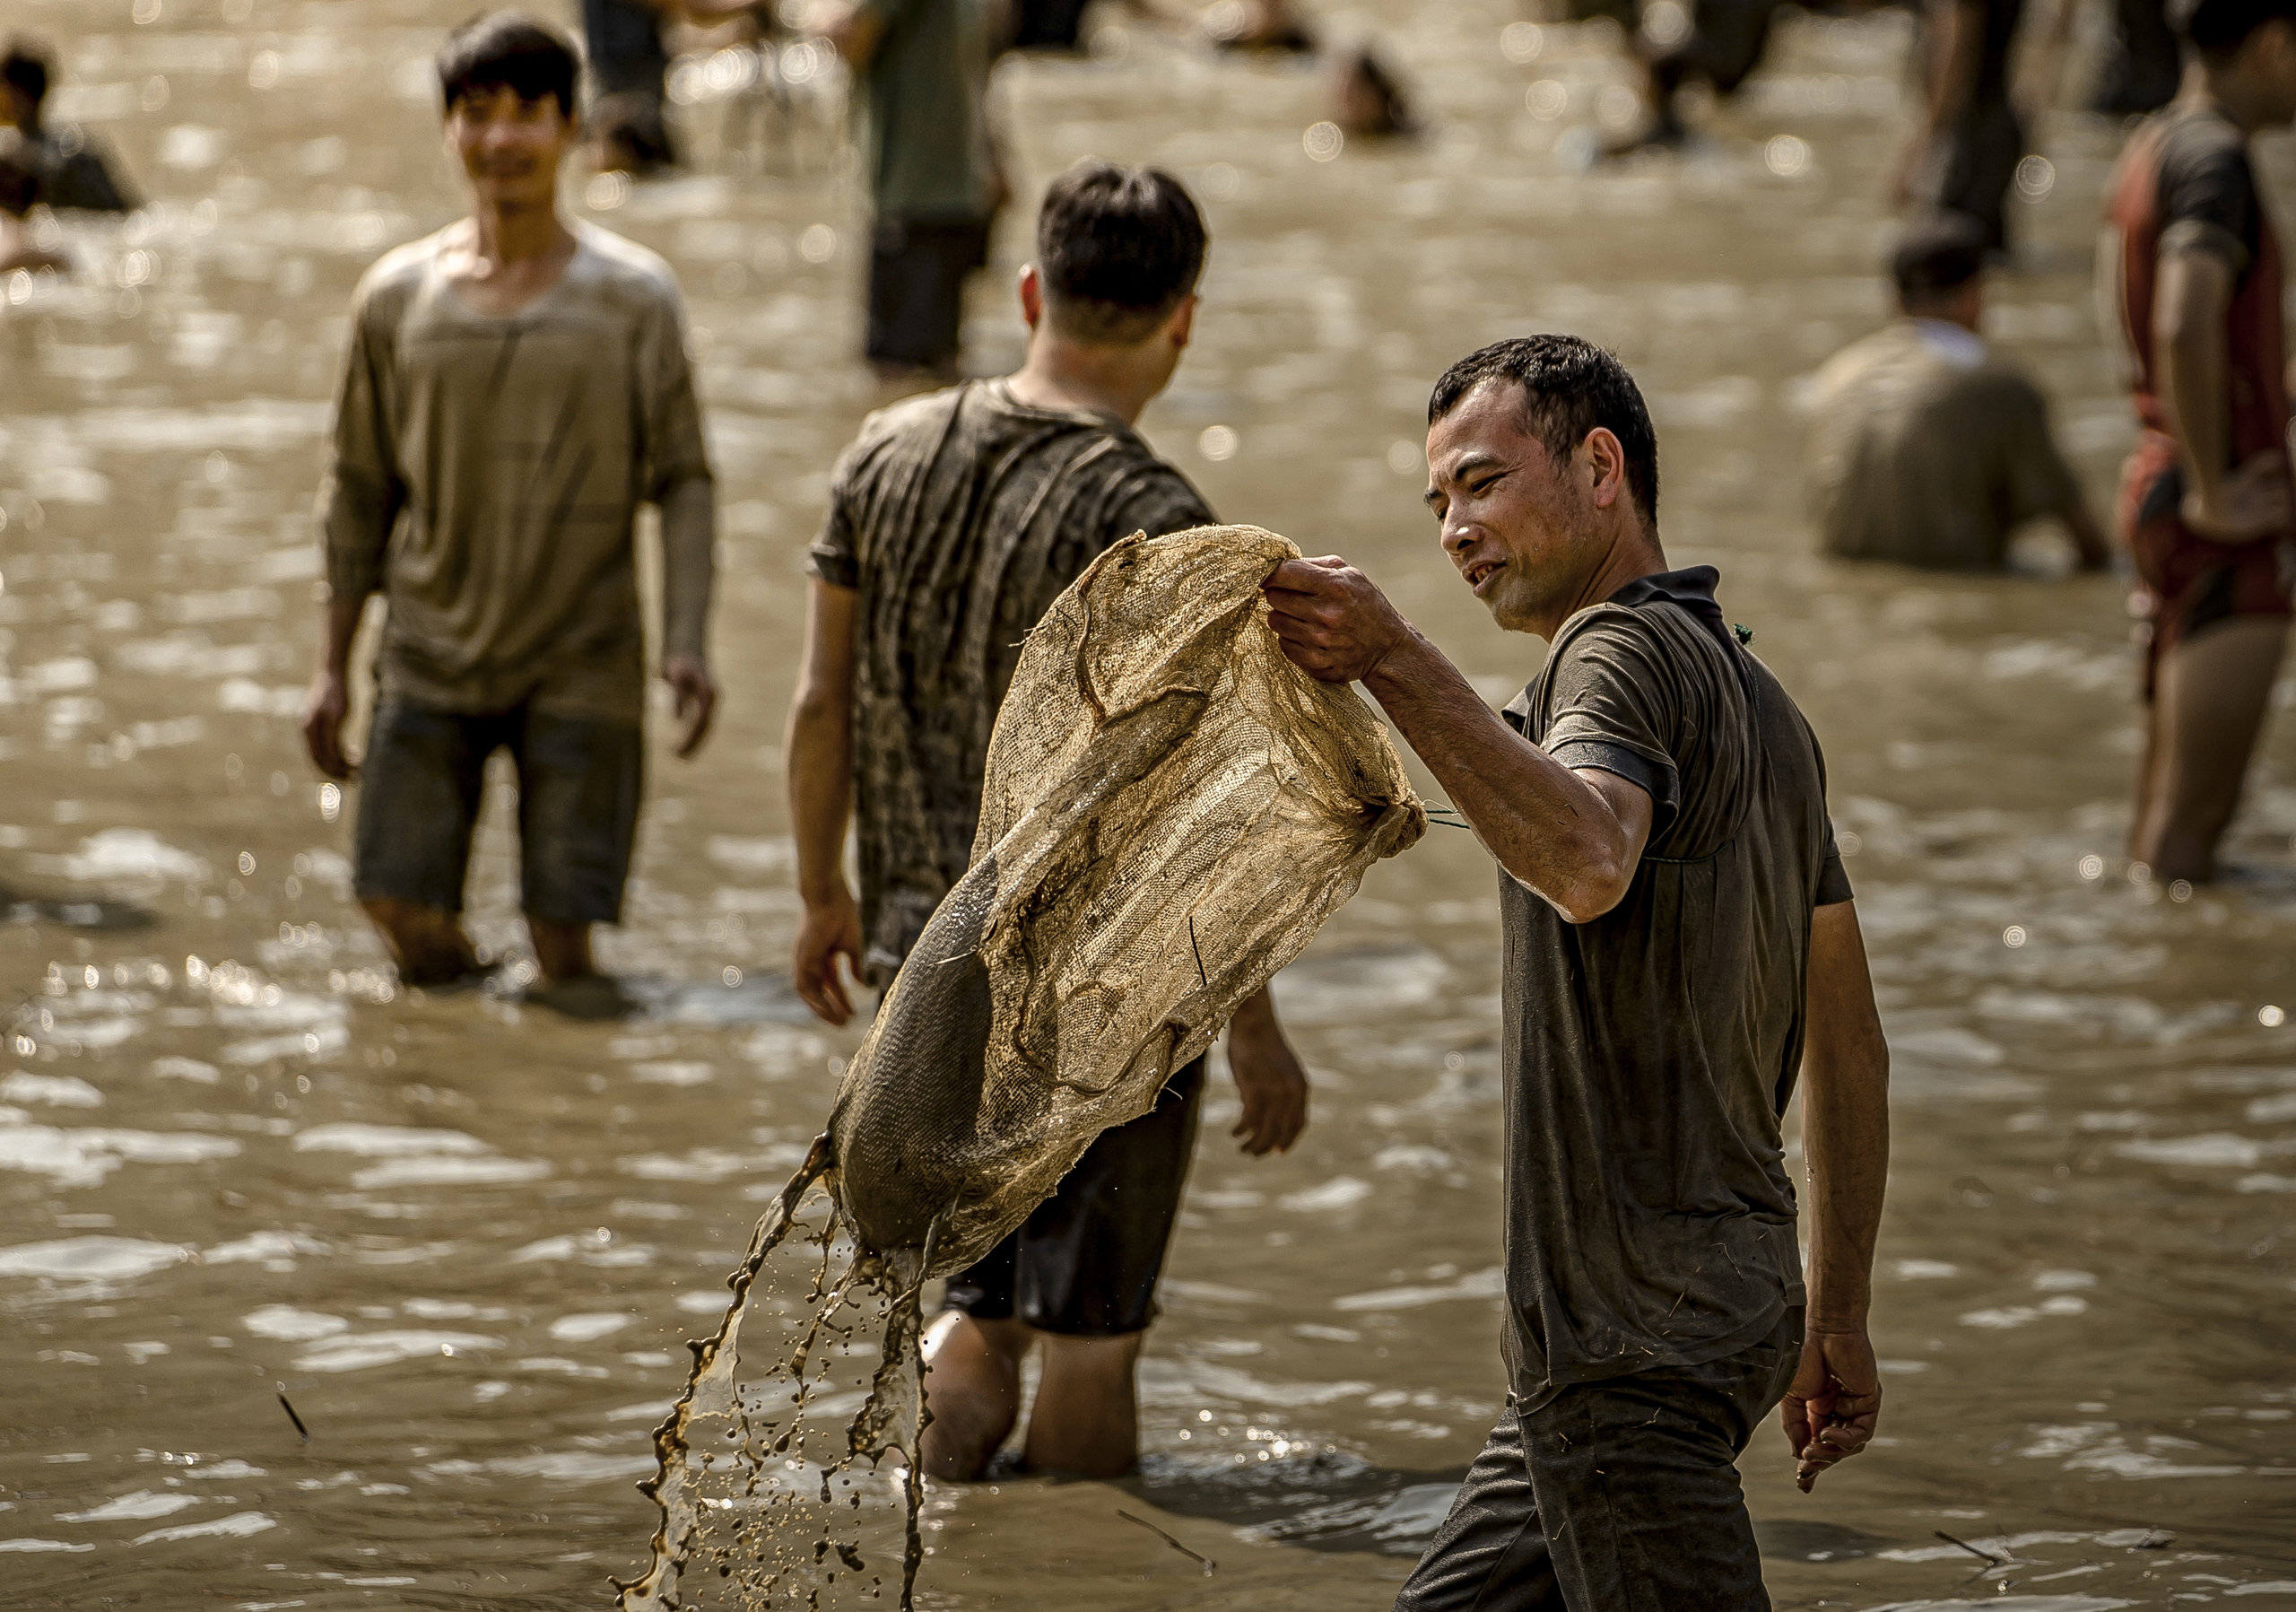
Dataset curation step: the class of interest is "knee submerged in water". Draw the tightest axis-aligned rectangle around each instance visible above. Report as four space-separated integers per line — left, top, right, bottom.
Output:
831 524 1424 1272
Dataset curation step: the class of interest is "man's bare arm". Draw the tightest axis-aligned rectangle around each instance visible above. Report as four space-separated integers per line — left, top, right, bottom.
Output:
1263 557 1650 923
787 579 864 1024
300 592 367 780
1782 899 1891 1492
2156 247 2293 540
658 476 719 758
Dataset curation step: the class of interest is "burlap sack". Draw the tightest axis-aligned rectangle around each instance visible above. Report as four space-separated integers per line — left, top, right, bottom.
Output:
829 525 1424 1274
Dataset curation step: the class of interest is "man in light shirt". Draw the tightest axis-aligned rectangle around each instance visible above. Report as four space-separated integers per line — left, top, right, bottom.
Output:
1807 215 2108 571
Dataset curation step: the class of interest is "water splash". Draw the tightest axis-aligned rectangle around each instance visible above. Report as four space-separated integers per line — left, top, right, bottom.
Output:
615 1135 944 1610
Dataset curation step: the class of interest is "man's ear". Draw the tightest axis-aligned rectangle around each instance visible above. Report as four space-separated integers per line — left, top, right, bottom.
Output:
1580 426 1629 511
1165 292 1198 350
1018 263 1043 332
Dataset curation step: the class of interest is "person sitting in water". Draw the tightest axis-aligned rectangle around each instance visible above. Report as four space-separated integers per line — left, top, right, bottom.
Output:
786 160 1310 1480
300 12 719 993
0 150 69 274
1202 0 1316 53
1260 334 1891 1610
1 36 138 213
1328 44 1414 137
1807 213 2109 571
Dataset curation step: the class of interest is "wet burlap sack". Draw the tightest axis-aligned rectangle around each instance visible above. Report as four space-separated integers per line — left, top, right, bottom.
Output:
828 525 1425 1275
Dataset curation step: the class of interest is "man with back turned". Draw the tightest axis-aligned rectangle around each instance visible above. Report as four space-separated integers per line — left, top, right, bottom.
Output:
785 161 1310 1480
1263 335 1892 1609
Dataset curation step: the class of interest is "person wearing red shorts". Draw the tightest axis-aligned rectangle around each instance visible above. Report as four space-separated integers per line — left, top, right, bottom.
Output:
2103 0 2296 882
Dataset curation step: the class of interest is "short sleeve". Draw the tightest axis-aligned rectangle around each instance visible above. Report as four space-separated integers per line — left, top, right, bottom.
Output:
1109 466 1218 545
808 437 864 591
1538 617 1683 833
1807 720 1854 906
2158 128 2258 276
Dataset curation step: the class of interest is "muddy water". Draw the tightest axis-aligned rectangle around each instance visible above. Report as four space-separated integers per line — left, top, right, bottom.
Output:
2 0 2293 1604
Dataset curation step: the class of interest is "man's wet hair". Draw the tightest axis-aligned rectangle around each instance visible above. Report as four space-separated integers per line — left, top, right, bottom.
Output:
3 37 51 118
1427 335 1660 526
2173 0 2296 57
1036 161 1207 345
1891 213 1987 305
437 11 579 119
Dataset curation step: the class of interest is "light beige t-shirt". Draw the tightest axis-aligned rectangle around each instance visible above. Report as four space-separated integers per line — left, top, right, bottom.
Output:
1806 318 2080 570
317 221 713 724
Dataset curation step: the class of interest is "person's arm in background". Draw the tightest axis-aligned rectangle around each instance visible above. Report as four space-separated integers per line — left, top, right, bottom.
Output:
821 0 891 65
1782 898 1892 1492
2156 246 2294 540
2065 496 2112 571
1896 0 1982 203
657 478 718 757
787 579 864 1025
302 307 402 780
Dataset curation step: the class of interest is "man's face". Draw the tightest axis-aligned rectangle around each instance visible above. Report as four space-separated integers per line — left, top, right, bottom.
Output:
1422 379 1598 636
445 83 571 210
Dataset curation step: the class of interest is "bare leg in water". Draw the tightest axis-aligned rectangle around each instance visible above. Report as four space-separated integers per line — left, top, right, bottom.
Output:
2131 616 2287 883
361 902 596 987
919 1311 1145 1480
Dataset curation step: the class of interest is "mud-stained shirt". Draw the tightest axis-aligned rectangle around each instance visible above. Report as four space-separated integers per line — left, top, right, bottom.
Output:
1808 318 2082 569
809 379 1215 982
317 222 715 725
1499 566 1852 1407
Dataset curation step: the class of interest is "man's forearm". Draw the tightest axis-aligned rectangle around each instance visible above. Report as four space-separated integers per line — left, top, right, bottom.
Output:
785 695 853 905
1360 632 1635 919
2156 251 2234 500
1922 0 1980 132
1801 903 1891 1329
658 476 716 666
316 592 366 678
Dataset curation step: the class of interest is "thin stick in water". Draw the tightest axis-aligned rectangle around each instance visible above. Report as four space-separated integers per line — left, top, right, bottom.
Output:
276 1387 310 1443
1116 1509 1214 1575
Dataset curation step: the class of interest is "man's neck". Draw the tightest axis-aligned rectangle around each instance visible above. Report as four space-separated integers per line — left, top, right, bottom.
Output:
1005 335 1163 428
1533 529 1668 642
469 195 572 267
2190 58 2274 135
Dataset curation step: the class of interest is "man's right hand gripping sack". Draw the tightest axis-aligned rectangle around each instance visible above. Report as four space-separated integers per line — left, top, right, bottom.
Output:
828 525 1424 1273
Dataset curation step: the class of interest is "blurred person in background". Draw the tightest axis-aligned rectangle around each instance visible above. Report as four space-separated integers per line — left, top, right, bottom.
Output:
1614 0 1790 151
2104 0 2296 883
1808 214 2109 571
579 0 768 174
1327 43 1416 137
1 36 137 213
1900 0 2030 253
300 13 718 996
1260 335 1891 1611
2096 0 2186 115
786 161 1309 1480
0 151 69 274
822 0 1001 381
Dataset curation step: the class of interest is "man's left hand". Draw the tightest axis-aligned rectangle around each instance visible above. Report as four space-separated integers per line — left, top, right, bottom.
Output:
1781 1324 1882 1492
665 655 718 759
1262 556 1415 685
1228 1011 1309 1155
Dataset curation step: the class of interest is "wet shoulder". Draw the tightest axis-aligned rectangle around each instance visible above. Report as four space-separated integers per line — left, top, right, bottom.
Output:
570 221 686 308
349 226 452 327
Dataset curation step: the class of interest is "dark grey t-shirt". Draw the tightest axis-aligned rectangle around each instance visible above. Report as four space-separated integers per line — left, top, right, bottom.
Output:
1498 566 1852 1405
809 379 1216 982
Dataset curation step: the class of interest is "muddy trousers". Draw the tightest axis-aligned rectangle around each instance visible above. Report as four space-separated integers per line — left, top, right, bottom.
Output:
1393 1312 1802 1612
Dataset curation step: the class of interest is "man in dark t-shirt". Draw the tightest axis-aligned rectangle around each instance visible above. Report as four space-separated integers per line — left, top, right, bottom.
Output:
1904 0 2028 253
2102 0 2296 883
787 161 1310 1482
1265 335 1892 1611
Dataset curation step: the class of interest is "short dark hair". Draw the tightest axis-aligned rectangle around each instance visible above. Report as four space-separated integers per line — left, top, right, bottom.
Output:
437 11 579 119
3 37 51 113
2174 0 2296 56
1036 161 1208 345
1427 335 1660 525
1891 213 1987 303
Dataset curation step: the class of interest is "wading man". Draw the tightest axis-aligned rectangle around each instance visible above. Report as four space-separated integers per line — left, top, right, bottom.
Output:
1262 335 1892 1609
2105 0 2296 884
787 161 1309 1479
301 13 718 991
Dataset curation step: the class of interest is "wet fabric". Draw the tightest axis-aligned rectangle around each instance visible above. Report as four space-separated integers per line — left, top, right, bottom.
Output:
3 126 135 212
1665 0 1787 96
866 216 993 371
854 0 996 222
1496 567 1847 1409
826 527 1423 1276
353 697 642 924
809 379 1217 982
2091 0 2179 117
2118 431 2294 701
941 1059 1205 1336
1807 318 2082 568
581 0 671 100
318 222 715 726
1910 0 2026 250
2107 102 2289 466
1394 1308 1803 1612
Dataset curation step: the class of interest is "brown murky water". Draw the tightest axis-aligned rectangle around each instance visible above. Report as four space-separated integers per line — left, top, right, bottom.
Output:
4 0 2293 1605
